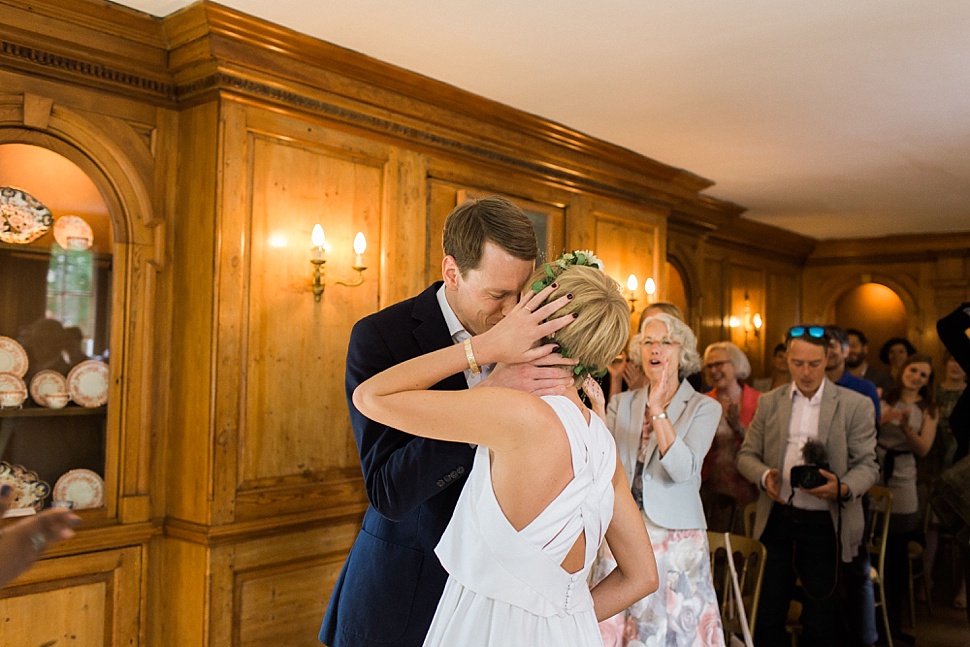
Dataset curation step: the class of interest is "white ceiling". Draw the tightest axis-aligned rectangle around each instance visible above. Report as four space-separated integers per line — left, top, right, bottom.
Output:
113 0 970 240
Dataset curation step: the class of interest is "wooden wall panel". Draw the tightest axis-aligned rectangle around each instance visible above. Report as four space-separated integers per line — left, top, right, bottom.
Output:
0 547 143 647
593 208 664 320
242 132 384 485
803 235 970 368
168 100 219 524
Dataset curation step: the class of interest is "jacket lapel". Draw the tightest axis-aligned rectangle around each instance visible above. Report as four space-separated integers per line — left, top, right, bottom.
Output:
773 386 794 470
818 379 837 447
411 282 467 392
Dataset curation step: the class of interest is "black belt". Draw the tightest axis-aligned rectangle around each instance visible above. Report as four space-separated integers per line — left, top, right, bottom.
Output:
775 504 831 525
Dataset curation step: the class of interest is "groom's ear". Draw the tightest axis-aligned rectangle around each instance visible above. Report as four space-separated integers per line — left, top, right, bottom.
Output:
441 255 461 290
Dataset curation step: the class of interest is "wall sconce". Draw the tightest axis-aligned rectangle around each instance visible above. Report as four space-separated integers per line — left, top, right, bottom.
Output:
645 277 657 303
626 274 638 313
310 224 367 302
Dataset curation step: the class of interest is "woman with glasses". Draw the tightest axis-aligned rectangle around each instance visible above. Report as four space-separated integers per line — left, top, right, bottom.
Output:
700 341 761 533
588 312 724 646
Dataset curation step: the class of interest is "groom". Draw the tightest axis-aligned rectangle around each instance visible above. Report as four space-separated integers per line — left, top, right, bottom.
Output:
319 196 576 647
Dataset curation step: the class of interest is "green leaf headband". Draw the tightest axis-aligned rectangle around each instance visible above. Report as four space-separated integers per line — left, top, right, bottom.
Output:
530 250 605 294
531 250 608 379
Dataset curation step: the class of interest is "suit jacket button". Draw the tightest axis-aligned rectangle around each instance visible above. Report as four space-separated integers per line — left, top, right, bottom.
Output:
450 470 459 479
444 474 452 482
437 479 446 487
642 474 652 482
457 466 466 474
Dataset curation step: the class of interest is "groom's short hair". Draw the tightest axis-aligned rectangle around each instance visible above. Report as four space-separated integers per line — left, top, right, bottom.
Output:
443 196 538 275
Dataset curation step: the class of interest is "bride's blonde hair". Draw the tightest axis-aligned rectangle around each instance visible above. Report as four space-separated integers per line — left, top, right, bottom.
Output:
529 264 629 387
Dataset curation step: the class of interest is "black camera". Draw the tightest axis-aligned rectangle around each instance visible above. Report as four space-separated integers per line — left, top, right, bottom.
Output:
790 464 827 490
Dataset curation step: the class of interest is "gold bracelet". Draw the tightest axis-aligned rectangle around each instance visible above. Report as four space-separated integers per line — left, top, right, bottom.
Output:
463 338 481 375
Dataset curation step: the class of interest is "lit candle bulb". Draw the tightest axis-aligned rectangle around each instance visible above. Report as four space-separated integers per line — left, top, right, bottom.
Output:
645 277 656 297
311 224 325 261
753 313 763 330
626 274 638 293
353 232 366 268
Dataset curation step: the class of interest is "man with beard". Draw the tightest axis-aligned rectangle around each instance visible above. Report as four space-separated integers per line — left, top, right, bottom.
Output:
845 328 894 396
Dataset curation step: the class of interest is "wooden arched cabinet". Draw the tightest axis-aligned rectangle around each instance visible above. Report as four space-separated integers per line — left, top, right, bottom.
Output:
0 88 165 645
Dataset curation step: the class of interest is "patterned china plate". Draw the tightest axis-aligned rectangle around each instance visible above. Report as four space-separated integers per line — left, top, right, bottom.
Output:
0 372 27 407
0 186 54 245
53 215 94 250
0 461 50 510
0 336 28 377
67 360 109 407
29 369 69 407
53 469 104 510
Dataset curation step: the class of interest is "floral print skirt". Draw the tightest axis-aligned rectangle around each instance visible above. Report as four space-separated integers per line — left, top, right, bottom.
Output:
593 514 725 647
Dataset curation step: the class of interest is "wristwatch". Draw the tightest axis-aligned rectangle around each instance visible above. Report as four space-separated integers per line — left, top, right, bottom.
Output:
651 411 668 421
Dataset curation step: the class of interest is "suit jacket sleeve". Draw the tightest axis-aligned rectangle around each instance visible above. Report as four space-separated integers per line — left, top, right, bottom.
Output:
938 303 970 373
841 395 879 498
737 391 771 486
937 303 970 459
346 315 475 521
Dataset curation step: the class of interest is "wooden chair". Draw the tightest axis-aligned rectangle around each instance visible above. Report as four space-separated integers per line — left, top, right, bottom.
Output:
708 531 767 642
868 485 894 647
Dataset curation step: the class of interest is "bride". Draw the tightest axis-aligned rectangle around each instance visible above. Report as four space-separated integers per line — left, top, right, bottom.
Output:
353 257 658 646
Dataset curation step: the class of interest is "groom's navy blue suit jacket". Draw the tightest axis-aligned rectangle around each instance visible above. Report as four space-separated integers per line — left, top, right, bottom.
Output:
320 282 477 647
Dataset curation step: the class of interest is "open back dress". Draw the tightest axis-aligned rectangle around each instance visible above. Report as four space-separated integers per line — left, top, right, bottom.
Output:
423 395 617 647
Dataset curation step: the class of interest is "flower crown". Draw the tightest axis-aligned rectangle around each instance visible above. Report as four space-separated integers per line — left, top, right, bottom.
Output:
530 250 605 294
531 250 608 379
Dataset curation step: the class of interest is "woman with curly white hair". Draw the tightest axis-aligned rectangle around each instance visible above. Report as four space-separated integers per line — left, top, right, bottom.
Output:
588 312 724 646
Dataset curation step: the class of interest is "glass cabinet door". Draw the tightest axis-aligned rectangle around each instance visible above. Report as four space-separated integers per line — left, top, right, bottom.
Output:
0 144 112 511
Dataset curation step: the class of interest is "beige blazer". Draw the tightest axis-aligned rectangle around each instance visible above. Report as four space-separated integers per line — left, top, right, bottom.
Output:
736 379 879 561
606 379 721 530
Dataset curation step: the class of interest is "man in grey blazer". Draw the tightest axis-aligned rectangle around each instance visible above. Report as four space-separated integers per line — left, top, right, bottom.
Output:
737 325 879 647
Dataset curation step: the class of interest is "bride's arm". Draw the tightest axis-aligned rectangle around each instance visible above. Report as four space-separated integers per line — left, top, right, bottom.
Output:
352 285 574 450
591 453 658 621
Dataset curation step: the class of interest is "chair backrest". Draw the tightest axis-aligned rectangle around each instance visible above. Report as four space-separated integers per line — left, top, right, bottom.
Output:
867 485 894 576
707 531 767 639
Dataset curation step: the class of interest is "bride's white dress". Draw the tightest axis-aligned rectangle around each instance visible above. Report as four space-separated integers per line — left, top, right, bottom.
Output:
423 395 617 647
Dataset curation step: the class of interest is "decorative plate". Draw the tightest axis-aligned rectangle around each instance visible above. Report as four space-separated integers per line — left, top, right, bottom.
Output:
53 469 104 510
67 360 109 407
0 186 54 245
0 336 28 377
0 461 50 510
29 369 69 407
0 372 27 408
53 215 94 251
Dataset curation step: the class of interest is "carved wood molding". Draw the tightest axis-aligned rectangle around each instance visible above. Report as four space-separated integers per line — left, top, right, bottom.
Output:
807 232 970 266
0 40 176 102
164 506 367 547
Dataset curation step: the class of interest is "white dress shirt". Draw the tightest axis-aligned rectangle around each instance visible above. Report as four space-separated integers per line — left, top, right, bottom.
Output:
436 285 493 387
780 379 828 510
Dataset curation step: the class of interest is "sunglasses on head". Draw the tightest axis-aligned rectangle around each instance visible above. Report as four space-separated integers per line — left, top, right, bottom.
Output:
788 325 825 339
